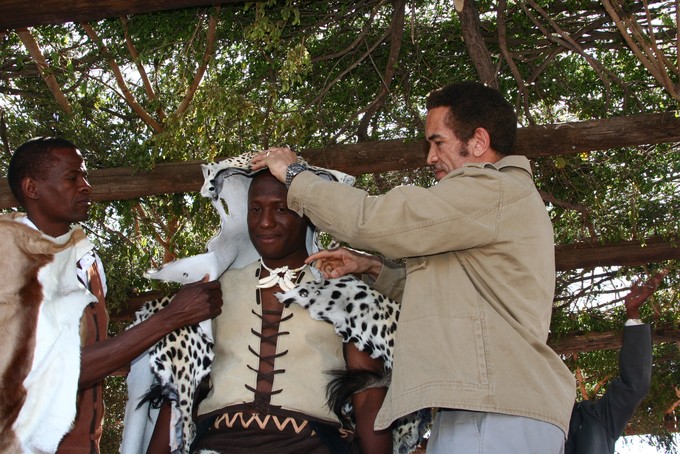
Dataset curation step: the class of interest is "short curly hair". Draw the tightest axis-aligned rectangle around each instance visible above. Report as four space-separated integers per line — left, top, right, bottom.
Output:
426 81 517 156
7 136 78 205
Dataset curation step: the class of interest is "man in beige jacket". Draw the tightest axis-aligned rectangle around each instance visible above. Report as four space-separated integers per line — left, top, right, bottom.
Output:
251 81 575 453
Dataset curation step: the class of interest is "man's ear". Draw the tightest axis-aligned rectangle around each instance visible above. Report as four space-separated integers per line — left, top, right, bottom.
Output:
471 127 491 158
21 177 40 201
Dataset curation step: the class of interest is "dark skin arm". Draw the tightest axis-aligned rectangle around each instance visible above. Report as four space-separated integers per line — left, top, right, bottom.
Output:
345 343 392 454
146 401 172 454
623 270 667 320
78 277 222 388
308 247 392 452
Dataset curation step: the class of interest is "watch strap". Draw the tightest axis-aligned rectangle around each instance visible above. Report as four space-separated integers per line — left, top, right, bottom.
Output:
285 163 307 189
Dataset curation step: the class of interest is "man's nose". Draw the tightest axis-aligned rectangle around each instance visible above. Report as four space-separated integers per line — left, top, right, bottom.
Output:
80 177 92 193
425 144 438 165
260 209 275 227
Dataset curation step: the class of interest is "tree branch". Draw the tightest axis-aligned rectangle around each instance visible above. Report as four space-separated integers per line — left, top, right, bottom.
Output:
120 16 166 121
602 0 680 101
80 21 164 133
458 0 497 87
497 0 534 124
356 0 405 141
174 8 219 118
16 28 72 113
311 2 383 63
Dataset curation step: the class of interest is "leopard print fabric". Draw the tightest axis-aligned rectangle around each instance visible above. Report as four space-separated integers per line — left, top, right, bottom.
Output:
131 295 214 454
200 151 355 202
276 276 431 454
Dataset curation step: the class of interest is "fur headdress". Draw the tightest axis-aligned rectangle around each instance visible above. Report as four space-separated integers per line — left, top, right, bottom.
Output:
144 151 355 284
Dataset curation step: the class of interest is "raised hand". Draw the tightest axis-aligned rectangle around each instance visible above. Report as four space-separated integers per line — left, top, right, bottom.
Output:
249 147 297 183
624 270 668 319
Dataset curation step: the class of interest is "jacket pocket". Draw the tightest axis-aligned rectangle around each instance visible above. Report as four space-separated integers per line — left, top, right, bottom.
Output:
399 256 490 388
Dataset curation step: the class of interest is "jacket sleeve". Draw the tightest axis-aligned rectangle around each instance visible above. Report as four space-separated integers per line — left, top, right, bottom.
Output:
584 324 653 439
287 169 502 259
369 258 406 302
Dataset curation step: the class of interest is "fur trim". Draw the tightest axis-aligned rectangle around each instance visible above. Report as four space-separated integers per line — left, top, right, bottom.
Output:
326 368 391 428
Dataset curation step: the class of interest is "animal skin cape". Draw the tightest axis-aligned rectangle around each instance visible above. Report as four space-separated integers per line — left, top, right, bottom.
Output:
0 213 96 454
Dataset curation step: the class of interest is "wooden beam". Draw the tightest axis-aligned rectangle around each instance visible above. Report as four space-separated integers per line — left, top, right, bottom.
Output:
548 322 680 355
518 110 680 157
303 110 680 173
0 0 241 30
1 111 678 209
555 237 680 271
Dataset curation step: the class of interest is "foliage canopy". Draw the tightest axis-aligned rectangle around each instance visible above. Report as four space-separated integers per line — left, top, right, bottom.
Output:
0 0 678 450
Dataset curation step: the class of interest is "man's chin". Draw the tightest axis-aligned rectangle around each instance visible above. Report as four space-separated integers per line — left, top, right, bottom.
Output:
433 170 447 181
73 212 90 223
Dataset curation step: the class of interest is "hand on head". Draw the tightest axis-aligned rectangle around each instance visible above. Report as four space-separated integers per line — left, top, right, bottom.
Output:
250 147 298 183
306 247 383 280
624 269 668 319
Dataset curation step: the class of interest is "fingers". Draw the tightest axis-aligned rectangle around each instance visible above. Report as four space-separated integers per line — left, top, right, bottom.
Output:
648 269 669 287
314 258 358 279
250 147 297 182
306 249 345 263
309 258 341 279
327 264 355 279
624 270 668 314
249 151 268 171
634 269 668 292
250 147 294 169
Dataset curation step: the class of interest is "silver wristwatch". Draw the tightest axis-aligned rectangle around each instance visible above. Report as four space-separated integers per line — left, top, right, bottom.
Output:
285 162 307 189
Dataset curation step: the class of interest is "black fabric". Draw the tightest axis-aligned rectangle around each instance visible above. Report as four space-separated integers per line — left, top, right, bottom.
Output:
308 420 356 454
190 414 217 453
565 324 652 454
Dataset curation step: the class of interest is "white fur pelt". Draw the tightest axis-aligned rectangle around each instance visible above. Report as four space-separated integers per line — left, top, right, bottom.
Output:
277 276 431 454
0 214 96 454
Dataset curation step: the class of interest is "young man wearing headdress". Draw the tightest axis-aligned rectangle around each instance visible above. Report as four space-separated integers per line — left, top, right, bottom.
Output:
137 166 392 454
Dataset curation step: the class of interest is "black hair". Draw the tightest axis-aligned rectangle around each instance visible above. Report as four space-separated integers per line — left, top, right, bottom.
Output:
426 81 517 155
7 136 78 205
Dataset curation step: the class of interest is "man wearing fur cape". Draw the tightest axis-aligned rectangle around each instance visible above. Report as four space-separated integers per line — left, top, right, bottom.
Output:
2 137 221 453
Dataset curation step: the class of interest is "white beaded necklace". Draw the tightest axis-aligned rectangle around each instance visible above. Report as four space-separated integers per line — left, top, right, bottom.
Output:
256 260 305 292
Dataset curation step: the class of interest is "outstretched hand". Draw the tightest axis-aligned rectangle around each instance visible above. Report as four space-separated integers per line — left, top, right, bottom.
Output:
163 275 223 328
78 275 223 388
624 270 668 319
306 247 383 280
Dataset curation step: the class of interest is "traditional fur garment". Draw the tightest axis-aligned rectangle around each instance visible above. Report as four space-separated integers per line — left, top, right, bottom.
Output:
0 213 96 453
121 152 356 453
277 276 432 454
144 151 355 284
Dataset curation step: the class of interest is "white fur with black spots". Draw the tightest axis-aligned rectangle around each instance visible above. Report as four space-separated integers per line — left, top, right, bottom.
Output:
130 295 214 454
276 276 431 454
